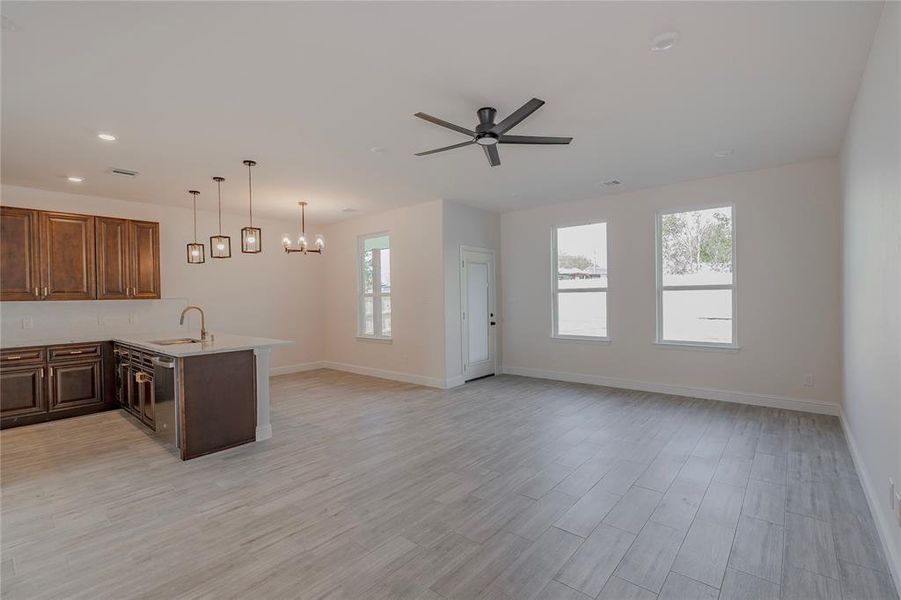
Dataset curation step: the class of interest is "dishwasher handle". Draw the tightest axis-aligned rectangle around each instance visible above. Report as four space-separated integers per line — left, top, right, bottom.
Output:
151 356 176 369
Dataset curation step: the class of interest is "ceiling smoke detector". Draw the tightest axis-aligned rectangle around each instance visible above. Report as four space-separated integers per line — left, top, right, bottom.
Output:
650 31 679 52
602 179 622 186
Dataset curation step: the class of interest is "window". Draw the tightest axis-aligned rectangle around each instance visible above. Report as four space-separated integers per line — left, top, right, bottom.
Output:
358 233 391 339
656 206 735 346
553 222 608 339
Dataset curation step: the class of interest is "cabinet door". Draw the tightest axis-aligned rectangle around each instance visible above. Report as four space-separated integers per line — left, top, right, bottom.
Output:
0 207 42 301
96 217 130 300
0 366 47 419
40 212 96 300
129 220 160 299
138 375 155 427
48 360 102 412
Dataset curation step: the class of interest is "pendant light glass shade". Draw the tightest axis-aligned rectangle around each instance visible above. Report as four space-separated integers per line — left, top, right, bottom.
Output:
186 190 205 264
241 159 261 253
210 176 231 258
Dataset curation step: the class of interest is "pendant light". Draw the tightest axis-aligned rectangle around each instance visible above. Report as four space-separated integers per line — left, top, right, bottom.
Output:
283 202 324 255
241 160 261 253
186 190 205 264
209 176 231 258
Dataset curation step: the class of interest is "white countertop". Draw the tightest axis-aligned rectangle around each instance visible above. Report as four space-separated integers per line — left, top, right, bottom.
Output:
2 333 292 357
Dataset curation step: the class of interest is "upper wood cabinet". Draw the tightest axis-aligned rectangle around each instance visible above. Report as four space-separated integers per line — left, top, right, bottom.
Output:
41 211 96 301
0 206 160 301
0 207 42 301
96 217 131 299
129 220 161 299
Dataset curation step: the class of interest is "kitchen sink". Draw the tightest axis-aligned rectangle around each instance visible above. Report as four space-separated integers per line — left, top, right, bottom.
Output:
150 338 202 345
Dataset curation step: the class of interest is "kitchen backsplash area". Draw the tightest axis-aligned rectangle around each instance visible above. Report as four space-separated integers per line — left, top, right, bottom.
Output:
0 298 191 346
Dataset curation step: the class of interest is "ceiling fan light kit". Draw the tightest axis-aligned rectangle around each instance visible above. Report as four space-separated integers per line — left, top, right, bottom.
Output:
414 97 573 167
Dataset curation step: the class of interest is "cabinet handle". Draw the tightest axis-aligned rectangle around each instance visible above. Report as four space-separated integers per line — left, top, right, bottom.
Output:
33 287 39 297
49 367 54 377
39 369 43 379
5 355 22 360
42 286 48 297
67 350 83 355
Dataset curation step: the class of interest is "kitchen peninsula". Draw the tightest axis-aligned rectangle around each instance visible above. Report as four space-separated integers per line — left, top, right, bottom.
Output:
0 332 290 459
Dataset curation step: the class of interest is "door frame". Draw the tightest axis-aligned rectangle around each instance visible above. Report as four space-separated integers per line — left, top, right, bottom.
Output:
460 245 498 381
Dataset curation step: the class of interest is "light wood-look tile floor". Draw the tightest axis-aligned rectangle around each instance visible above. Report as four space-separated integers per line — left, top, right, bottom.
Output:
1 371 897 600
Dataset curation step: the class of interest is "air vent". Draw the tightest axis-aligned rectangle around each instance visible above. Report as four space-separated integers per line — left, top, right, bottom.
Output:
602 179 621 186
109 168 139 177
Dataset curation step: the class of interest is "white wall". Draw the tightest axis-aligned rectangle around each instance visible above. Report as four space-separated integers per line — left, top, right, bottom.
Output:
840 1 901 584
501 158 842 411
320 199 447 386
443 201 501 384
0 184 325 369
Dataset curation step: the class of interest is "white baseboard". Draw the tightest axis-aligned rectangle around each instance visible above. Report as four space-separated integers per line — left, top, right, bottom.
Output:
270 361 326 376
501 365 840 416
445 375 466 389
840 412 901 597
318 361 460 389
255 423 272 442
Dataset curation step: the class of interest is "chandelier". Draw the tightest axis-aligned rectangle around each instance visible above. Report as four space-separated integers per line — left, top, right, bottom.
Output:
282 202 324 254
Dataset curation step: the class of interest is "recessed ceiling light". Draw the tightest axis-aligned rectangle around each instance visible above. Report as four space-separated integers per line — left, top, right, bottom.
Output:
714 149 734 158
650 31 678 52
370 146 386 154
97 133 117 141
602 179 622 186
341 208 358 213
67 176 84 183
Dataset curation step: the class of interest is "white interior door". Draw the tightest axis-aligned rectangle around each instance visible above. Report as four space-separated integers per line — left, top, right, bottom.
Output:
461 248 496 381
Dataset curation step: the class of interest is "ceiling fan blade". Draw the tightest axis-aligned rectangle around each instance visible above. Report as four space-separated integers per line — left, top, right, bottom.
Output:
414 140 475 156
414 112 475 136
499 134 572 145
490 98 545 135
483 144 501 167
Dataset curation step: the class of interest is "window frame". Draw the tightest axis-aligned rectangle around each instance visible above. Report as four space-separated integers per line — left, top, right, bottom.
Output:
551 220 611 343
357 231 392 341
654 203 738 349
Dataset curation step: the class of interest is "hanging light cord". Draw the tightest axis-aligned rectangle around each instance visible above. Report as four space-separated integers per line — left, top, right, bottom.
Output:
192 192 198 242
217 178 223 234
247 163 253 226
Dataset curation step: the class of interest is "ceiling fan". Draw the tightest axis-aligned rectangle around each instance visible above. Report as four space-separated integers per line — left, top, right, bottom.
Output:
414 98 572 167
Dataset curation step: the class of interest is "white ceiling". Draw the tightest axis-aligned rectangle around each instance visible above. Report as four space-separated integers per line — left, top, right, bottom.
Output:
0 1 882 222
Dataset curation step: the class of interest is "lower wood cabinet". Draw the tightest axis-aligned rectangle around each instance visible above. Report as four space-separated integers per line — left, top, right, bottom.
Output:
48 360 102 412
0 366 47 419
0 343 115 429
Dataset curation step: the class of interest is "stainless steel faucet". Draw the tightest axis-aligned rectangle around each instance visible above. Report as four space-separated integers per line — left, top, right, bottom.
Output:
179 305 209 341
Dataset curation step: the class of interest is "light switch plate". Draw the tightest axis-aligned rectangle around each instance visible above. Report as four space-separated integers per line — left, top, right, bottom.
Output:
896 491 901 526
21 317 33 329
891 478 896 508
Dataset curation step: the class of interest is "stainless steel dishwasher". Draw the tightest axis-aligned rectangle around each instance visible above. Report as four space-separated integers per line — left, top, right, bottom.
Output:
151 355 179 450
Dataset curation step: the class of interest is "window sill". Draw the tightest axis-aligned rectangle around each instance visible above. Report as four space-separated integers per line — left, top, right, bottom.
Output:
653 341 741 352
551 335 611 345
356 335 393 344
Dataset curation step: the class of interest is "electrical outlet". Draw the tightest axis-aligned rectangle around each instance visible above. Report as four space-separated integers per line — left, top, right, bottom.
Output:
21 317 33 330
803 373 814 387
128 313 135 324
97 315 105 327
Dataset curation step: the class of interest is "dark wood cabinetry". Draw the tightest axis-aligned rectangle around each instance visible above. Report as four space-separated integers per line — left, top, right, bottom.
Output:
96 217 131 300
129 220 161 299
0 343 114 429
0 365 46 419
0 207 42 301
40 211 96 300
0 207 160 301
